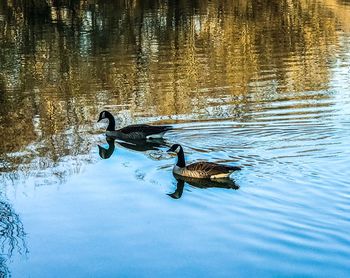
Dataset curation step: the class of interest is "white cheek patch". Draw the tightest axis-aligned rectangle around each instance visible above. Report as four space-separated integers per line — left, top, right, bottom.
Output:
102 112 105 118
175 146 181 153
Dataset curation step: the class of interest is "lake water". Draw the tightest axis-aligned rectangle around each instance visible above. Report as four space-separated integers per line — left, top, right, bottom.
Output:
1 0 350 277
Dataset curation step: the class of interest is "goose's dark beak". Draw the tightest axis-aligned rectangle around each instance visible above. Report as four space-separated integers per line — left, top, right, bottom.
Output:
97 115 102 122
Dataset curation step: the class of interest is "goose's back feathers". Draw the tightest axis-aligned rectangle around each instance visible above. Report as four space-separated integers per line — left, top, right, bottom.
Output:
186 162 241 173
174 162 241 179
107 124 173 139
118 124 172 136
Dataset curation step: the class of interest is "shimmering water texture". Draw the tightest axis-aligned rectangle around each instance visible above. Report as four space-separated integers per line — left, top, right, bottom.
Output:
1 0 350 277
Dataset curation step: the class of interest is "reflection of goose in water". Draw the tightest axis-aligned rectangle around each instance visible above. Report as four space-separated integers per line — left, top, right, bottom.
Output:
98 137 167 159
168 176 239 199
117 138 166 152
167 144 241 179
98 137 115 159
97 111 173 140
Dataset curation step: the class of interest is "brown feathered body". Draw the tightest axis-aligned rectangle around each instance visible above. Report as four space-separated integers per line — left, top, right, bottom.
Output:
173 162 240 179
168 144 241 180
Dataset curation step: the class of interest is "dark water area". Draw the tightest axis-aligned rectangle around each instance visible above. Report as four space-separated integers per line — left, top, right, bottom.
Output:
0 0 350 277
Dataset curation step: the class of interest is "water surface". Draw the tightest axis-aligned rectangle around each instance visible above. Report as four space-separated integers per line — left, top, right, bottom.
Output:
0 0 350 277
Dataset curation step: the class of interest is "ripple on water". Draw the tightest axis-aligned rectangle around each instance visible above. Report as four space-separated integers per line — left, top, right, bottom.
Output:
1 1 350 277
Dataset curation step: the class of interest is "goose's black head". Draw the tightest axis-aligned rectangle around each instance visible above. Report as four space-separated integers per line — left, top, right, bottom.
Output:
167 144 185 167
97 110 114 122
98 110 116 131
167 144 183 154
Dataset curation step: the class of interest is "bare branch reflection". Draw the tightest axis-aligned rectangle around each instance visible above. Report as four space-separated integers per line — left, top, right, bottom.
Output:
0 257 10 278
0 199 27 277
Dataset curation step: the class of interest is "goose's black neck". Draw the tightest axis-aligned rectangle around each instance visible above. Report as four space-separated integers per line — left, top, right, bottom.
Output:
176 148 186 168
106 114 116 131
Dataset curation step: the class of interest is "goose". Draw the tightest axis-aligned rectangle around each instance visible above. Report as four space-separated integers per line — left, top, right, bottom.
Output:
97 111 173 140
167 144 241 179
168 176 239 199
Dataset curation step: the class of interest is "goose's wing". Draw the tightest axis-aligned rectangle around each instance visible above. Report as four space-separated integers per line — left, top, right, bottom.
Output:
176 175 239 189
118 124 172 135
186 162 241 175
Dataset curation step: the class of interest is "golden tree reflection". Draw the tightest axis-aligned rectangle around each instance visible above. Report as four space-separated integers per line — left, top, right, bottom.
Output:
0 0 349 183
